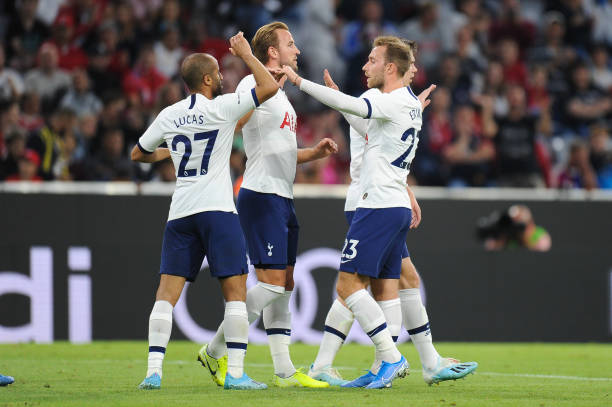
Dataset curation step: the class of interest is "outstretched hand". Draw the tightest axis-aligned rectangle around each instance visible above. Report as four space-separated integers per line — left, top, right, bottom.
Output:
229 31 252 59
418 84 436 110
314 137 338 158
323 69 339 90
282 65 300 86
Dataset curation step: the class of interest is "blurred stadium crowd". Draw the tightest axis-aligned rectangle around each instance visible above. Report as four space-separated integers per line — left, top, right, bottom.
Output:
0 0 611 189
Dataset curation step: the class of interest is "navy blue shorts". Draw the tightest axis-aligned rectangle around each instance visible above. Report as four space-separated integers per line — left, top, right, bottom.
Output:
340 207 412 279
160 211 248 281
237 188 299 270
344 210 410 259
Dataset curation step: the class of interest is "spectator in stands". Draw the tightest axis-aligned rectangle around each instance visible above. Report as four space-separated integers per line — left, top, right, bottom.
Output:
558 139 598 190
0 102 27 154
562 62 612 137
90 128 135 181
0 45 25 104
48 12 88 71
526 65 552 115
488 0 536 50
0 132 26 180
122 46 167 108
55 0 107 44
481 85 551 188
27 107 76 180
588 123 612 188
528 11 572 96
341 0 397 95
547 0 594 52
5 149 43 182
24 43 71 113
87 21 130 96
414 86 453 186
442 104 495 187
590 44 612 93
432 53 472 105
60 68 103 118
401 1 451 72
471 59 509 117
18 92 45 132
498 38 527 88
154 0 182 38
153 23 183 79
298 0 347 91
591 0 612 47
4 0 49 70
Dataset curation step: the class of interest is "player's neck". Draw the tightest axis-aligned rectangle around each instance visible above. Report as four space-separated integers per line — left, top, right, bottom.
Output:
193 88 213 100
265 61 286 88
381 77 404 93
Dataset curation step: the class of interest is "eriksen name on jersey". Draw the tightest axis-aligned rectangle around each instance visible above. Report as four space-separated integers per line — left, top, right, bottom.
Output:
172 114 205 128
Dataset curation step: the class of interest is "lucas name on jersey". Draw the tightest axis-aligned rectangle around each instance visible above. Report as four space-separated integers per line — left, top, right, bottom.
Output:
172 114 205 128
279 111 297 133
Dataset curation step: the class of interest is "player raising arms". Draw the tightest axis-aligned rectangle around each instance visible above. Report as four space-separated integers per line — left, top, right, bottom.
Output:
199 22 335 389
283 36 470 389
132 32 279 391
308 51 477 386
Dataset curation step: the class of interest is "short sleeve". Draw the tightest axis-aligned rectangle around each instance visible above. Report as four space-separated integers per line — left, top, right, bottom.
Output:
138 114 165 153
214 88 258 122
363 92 397 121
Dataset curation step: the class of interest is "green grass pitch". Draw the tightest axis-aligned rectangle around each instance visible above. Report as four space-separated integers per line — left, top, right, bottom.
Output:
0 342 610 407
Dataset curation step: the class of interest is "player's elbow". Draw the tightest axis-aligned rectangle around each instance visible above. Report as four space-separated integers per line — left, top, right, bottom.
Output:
257 83 279 104
130 146 144 162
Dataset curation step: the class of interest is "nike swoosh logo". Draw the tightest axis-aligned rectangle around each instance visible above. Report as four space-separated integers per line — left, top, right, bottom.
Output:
340 259 352 263
199 355 216 375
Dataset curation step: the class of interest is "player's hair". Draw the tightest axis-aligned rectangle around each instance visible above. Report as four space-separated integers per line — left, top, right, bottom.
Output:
251 21 290 64
180 53 217 91
373 36 414 76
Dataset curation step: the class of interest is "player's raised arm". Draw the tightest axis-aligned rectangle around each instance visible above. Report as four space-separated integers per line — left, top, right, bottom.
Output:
283 65 370 119
229 32 279 105
323 69 369 137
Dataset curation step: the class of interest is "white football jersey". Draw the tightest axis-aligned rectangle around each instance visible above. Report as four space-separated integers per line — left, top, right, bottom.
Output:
237 74 298 199
139 90 258 221
345 87 380 212
357 86 422 209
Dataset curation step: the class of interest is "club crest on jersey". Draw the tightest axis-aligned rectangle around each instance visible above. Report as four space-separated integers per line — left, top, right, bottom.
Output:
279 112 297 133
409 108 421 121
267 242 274 257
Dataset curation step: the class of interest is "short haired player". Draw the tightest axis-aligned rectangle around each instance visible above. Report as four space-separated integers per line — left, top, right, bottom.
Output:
283 36 475 388
307 40 477 386
198 22 335 389
132 32 279 391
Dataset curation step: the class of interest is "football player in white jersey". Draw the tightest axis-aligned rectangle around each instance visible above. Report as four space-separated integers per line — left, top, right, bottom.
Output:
283 36 475 389
308 63 477 386
199 22 334 389
132 32 280 391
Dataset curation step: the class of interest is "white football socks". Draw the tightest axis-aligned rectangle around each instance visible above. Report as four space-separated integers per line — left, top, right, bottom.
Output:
400 288 439 370
345 289 401 365
207 282 285 359
263 290 296 378
312 299 354 371
223 301 249 378
371 298 402 373
146 300 173 378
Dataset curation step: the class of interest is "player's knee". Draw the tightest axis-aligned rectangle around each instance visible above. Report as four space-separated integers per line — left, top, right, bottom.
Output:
155 286 181 306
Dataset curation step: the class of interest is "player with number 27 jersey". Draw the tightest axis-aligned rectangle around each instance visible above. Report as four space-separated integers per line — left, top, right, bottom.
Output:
138 90 258 221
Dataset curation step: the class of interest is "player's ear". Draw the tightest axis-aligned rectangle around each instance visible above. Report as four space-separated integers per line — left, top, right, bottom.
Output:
203 73 213 86
268 46 278 60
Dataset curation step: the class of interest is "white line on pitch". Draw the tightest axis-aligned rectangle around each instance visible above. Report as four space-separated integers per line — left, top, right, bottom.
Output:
52 359 612 382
